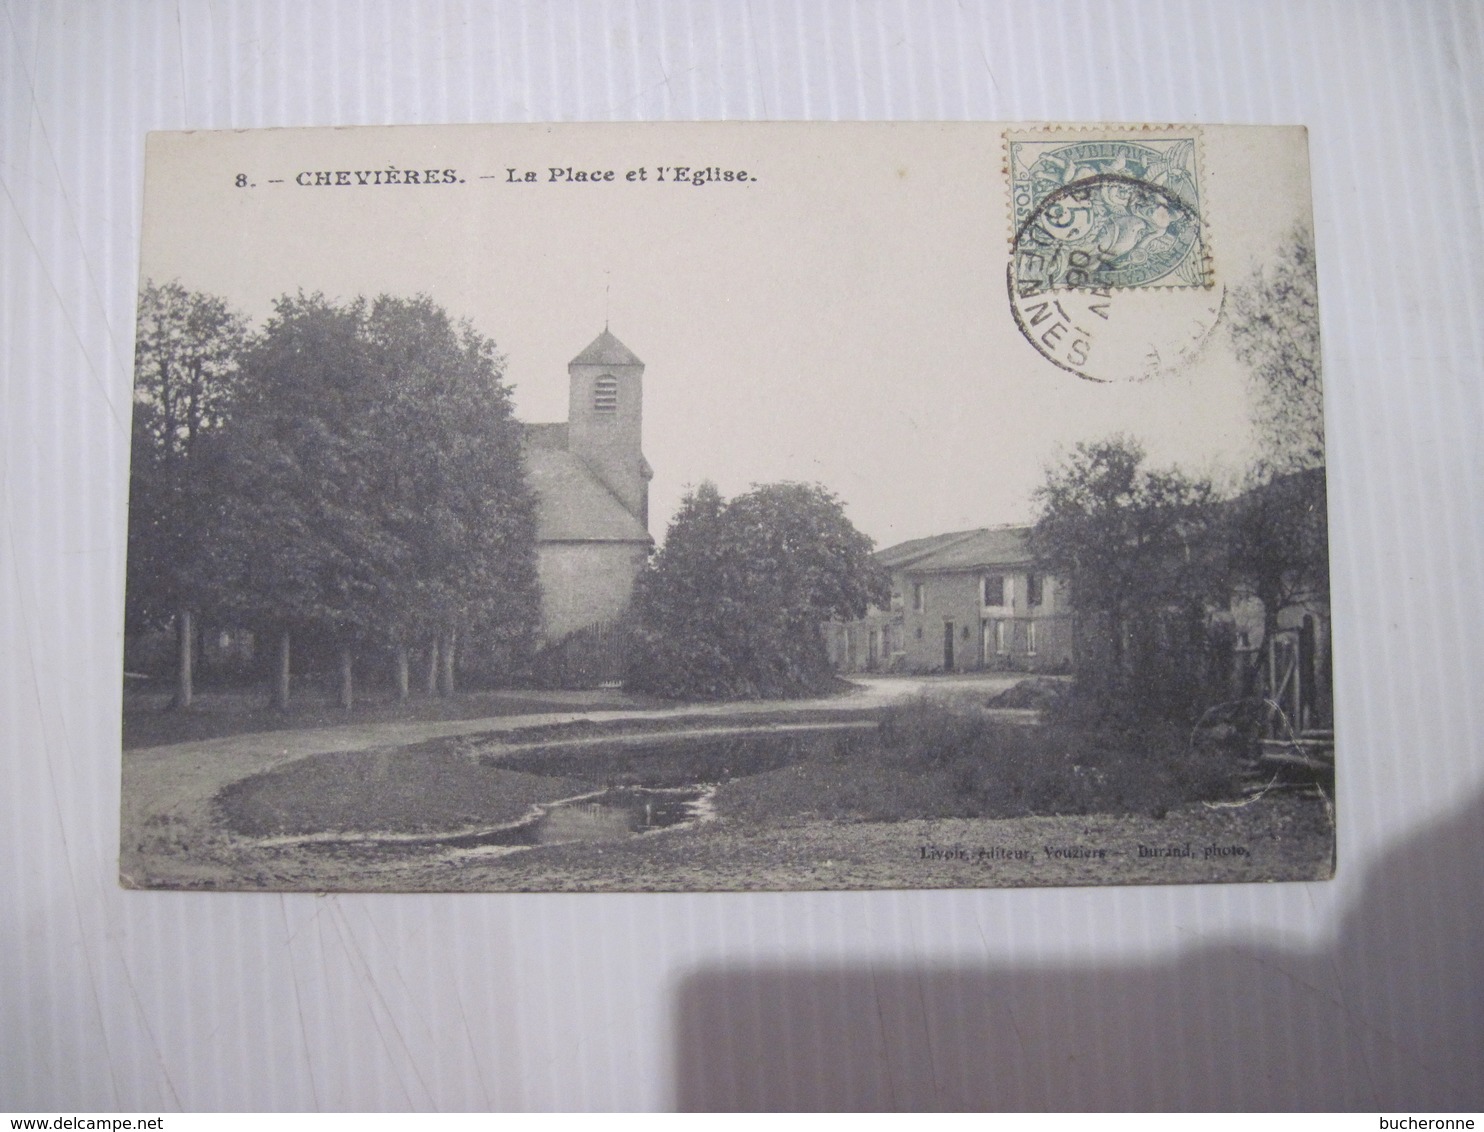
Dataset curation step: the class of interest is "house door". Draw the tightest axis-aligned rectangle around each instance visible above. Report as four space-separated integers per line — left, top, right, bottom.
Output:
943 621 955 670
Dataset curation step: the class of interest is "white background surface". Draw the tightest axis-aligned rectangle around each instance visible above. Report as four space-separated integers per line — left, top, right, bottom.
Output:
2 0 1481 1112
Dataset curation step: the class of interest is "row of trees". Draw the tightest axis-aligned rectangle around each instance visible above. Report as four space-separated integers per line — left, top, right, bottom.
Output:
127 282 540 708
1028 227 1328 721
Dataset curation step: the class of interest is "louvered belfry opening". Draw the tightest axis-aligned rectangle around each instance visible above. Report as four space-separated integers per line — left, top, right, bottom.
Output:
593 374 619 413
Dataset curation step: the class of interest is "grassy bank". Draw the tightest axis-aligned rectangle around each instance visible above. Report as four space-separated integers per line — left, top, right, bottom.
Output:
716 697 1241 825
208 693 1246 846
214 739 595 837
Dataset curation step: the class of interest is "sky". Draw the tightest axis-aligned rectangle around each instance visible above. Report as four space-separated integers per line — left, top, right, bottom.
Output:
140 123 1314 550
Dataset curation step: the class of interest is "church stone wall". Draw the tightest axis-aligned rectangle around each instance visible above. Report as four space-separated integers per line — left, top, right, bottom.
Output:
537 541 650 641
568 362 647 523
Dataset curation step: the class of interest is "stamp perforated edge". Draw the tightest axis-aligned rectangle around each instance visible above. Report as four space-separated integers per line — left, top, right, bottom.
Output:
1002 124 1214 290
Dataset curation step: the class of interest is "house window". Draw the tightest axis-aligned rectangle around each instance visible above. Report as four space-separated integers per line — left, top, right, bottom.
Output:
890 590 903 612
912 582 925 612
993 620 1010 654
593 375 619 413
1026 572 1043 607
1026 621 1038 656
983 573 1008 607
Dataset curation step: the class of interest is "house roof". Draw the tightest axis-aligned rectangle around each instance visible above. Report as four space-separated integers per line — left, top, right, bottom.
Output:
895 526 1036 573
523 446 651 543
570 329 643 368
523 422 569 451
875 529 983 569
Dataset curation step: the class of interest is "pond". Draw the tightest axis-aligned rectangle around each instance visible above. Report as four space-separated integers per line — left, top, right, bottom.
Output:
219 721 872 857
479 722 874 786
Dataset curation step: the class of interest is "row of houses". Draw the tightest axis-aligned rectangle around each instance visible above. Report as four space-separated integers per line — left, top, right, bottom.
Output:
825 525 1074 675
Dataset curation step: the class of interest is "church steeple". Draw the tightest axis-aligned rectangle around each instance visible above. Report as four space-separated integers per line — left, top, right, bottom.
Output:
570 328 644 369
566 329 649 529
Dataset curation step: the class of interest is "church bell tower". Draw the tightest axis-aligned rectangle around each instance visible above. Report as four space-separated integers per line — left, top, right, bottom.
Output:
566 328 650 529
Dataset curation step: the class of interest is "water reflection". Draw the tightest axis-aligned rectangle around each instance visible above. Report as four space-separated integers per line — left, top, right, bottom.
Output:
532 787 703 843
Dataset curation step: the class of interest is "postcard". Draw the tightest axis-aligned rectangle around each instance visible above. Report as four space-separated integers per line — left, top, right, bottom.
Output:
121 122 1334 891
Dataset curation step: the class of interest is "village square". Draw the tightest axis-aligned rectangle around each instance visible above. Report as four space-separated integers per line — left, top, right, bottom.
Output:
122 274 1334 892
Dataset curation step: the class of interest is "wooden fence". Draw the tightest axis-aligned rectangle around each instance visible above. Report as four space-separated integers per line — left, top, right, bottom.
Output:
537 619 630 688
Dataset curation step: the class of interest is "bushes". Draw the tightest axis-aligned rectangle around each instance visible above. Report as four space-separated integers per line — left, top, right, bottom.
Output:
878 697 1238 819
625 482 888 700
711 698 1240 825
713 697 1245 826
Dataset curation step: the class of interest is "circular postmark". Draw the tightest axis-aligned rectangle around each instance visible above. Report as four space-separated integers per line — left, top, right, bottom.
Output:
1009 171 1224 383
1015 172 1205 290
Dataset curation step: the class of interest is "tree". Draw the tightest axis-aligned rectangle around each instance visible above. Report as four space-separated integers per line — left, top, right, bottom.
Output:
218 293 383 707
358 294 540 695
126 280 250 707
627 482 888 699
1227 225 1325 475
1227 466 1329 691
1226 226 1331 693
1030 437 1225 715
221 292 540 708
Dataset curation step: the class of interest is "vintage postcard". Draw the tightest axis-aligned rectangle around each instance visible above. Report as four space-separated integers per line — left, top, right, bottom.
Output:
121 123 1334 892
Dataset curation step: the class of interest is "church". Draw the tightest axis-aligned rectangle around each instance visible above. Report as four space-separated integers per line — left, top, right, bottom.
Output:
522 329 654 646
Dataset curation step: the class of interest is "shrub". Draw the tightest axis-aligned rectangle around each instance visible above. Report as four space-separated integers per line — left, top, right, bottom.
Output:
878 697 1239 818
625 482 888 700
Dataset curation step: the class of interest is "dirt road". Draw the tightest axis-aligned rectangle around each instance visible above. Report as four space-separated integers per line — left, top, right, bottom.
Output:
123 675 1025 838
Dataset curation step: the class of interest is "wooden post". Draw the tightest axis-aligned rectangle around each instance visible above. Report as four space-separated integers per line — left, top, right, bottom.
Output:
394 644 410 701
171 610 194 709
275 629 292 711
338 648 354 710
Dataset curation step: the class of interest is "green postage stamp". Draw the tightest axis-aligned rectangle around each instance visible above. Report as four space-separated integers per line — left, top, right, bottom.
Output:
1007 129 1211 290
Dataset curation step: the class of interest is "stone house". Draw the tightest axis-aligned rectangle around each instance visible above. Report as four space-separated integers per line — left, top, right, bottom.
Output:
828 526 1074 674
522 329 653 644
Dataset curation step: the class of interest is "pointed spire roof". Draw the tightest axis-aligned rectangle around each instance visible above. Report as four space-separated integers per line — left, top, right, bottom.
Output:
570 328 643 368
